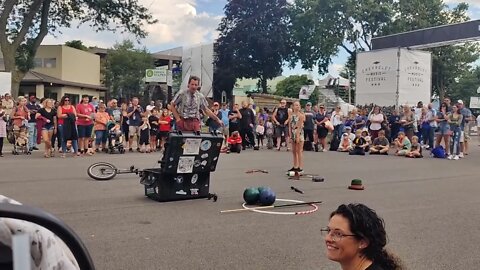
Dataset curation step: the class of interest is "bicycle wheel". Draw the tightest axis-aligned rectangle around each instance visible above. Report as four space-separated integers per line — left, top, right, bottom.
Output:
87 162 118 181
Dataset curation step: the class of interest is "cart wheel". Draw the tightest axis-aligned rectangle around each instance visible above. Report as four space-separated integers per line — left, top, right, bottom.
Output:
87 162 118 181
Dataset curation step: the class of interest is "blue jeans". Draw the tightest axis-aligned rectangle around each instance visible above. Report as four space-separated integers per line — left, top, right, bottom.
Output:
27 122 37 149
58 124 78 153
95 130 107 145
333 124 344 141
450 126 461 155
421 125 434 148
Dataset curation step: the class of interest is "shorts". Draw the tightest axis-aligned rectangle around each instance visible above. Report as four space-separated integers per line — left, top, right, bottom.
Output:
436 125 450 136
459 131 469 143
150 129 158 137
42 124 55 131
316 126 329 139
157 131 169 140
176 118 200 132
129 126 140 137
77 125 93 138
397 149 408 156
275 125 288 138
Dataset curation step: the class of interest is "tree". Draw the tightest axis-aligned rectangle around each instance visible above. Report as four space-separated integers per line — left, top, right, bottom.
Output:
64 40 88 51
0 0 156 97
288 0 394 74
448 66 480 106
104 40 154 102
275 75 318 105
215 0 292 94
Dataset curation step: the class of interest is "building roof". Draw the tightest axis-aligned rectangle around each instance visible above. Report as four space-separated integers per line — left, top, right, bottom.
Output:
249 93 299 102
152 47 183 61
22 71 107 91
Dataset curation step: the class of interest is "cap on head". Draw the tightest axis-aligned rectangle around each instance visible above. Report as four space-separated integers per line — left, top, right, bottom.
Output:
306 102 312 106
457 100 464 105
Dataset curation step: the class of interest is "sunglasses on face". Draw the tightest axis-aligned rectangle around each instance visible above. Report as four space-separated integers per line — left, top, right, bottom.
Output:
64 99 70 101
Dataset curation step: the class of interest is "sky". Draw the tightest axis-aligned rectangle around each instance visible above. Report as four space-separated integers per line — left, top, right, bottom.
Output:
42 0 480 80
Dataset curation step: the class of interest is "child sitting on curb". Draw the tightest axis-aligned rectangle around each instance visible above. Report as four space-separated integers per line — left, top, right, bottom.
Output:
370 130 389 155
349 129 369 155
394 131 411 156
227 131 242 153
406 136 423 158
337 133 352 152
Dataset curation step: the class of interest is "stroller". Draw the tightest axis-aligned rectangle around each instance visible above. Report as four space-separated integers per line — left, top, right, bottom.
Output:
107 122 125 154
8 121 31 155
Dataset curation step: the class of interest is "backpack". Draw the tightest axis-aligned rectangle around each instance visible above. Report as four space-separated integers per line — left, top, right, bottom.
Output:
431 145 446 158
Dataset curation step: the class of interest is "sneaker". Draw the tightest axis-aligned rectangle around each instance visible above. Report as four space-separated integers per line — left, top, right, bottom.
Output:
287 167 296 172
447 155 453 160
129 148 133 152
459 153 464 158
32 147 39 150
253 146 259 150
453 155 460 160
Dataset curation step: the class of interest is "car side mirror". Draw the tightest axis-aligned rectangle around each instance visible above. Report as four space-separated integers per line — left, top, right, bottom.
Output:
0 201 95 270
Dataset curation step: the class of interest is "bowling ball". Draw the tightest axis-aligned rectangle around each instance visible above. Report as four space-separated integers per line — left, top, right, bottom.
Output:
243 187 260 205
257 186 269 194
258 188 276 206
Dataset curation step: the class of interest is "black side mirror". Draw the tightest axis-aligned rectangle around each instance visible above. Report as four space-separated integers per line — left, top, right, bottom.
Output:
0 202 95 270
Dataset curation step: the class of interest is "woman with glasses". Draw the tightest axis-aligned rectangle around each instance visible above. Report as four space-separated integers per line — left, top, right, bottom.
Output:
57 96 79 157
321 204 404 270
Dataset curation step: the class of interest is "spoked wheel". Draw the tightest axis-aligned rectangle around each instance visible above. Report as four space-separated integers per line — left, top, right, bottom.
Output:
87 162 118 181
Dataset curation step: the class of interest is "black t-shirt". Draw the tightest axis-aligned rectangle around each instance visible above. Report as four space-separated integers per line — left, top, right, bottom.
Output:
38 108 56 124
149 115 159 131
26 102 40 123
304 111 315 130
315 112 327 127
239 108 255 129
229 110 240 130
352 137 366 148
276 107 288 125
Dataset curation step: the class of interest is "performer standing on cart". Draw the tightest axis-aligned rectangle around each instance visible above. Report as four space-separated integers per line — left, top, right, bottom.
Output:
170 76 223 132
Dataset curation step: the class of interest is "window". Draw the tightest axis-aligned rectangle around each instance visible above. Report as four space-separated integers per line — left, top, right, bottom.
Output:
44 58 56 68
34 58 43 68
0 58 4 70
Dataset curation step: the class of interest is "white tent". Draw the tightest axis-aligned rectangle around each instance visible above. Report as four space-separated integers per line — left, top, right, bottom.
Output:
0 72 11 95
180 43 214 97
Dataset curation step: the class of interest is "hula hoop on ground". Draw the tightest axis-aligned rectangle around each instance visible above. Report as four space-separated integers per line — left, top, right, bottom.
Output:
241 199 319 215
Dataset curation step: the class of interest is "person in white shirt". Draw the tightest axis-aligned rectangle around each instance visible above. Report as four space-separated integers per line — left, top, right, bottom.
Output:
331 105 344 141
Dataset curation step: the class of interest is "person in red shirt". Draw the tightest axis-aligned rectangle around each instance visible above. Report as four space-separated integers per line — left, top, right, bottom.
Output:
76 95 95 154
227 131 242 153
157 109 172 150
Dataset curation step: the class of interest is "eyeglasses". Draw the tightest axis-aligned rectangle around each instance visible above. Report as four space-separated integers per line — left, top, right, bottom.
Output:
64 99 70 101
320 227 356 241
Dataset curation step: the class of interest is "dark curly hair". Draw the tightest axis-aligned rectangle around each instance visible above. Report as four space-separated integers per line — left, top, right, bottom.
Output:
330 204 404 270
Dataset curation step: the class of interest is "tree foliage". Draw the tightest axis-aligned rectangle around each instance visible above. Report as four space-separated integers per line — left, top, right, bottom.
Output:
0 0 157 97
64 40 88 51
104 40 154 101
288 0 394 74
448 66 480 106
215 0 292 94
275 75 318 105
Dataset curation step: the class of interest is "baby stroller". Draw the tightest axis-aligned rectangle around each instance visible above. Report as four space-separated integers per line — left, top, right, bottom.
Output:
8 121 31 155
107 122 125 154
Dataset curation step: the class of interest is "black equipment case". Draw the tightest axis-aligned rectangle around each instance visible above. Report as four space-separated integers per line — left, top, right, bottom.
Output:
140 132 223 202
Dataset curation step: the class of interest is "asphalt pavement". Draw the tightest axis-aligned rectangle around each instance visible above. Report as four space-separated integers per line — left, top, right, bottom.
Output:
1 142 480 270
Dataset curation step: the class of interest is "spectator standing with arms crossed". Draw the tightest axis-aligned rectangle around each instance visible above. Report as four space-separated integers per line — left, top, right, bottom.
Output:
170 76 222 132
272 99 291 151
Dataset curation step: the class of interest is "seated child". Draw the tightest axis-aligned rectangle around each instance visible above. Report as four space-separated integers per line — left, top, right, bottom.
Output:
370 130 389 155
361 130 371 152
344 126 355 141
394 131 411 156
337 133 352 152
406 135 423 158
227 131 242 153
349 129 368 155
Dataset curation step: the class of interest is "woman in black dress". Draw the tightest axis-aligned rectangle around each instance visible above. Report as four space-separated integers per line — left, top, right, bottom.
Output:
36 99 57 157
